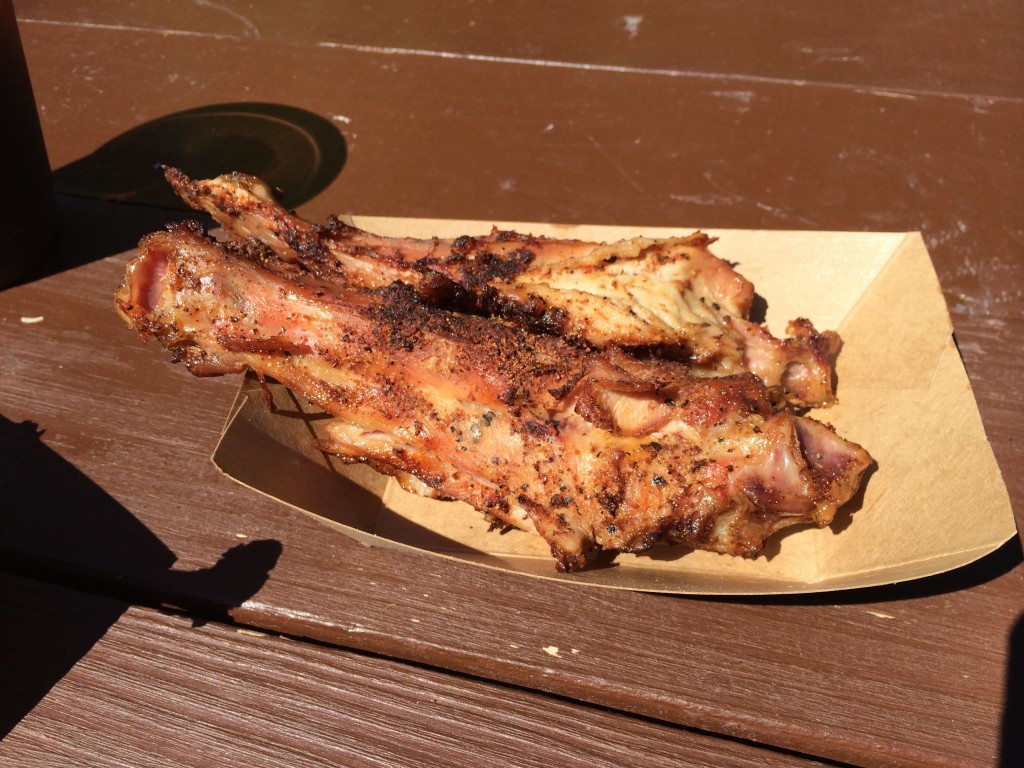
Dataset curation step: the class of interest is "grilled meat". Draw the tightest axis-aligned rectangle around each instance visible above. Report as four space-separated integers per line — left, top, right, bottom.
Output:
115 223 872 571
167 168 840 408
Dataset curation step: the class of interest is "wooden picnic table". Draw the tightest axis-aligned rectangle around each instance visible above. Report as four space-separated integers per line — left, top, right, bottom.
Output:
2 2 1022 765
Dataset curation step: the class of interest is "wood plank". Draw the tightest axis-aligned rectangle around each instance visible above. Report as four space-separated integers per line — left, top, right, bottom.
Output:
953 314 1024 534
17 0 1024 97
0 572 824 767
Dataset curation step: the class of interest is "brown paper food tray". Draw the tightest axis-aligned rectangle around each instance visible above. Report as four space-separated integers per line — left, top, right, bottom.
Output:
213 221 1017 594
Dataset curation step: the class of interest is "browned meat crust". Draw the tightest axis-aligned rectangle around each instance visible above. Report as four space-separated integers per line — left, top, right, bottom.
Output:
116 222 872 571
166 168 840 408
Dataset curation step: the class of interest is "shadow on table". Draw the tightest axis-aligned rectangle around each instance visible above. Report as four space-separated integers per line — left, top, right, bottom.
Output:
18 102 348 285
1001 610 1024 766
0 414 283 738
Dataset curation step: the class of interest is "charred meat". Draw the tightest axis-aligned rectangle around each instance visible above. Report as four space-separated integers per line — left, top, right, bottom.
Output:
167 168 840 408
116 222 872 571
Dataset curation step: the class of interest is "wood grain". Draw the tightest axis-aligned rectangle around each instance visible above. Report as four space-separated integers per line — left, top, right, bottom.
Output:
3 3 1023 767
18 20 1024 324
0 573 823 768
18 0 1024 97
2 236 1019 767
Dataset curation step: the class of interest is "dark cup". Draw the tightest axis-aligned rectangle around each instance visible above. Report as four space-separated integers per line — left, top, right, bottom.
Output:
0 0 56 288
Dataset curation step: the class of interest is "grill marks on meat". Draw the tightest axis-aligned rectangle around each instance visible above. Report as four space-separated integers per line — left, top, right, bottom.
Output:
166 168 840 407
115 224 872 571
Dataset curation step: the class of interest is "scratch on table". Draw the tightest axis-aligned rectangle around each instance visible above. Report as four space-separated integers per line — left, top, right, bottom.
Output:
863 89 918 100
799 46 864 65
754 201 818 228
19 18 241 41
670 192 745 206
755 201 787 216
865 610 896 620
194 0 262 40
584 131 644 192
542 645 561 657
314 42 1020 105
